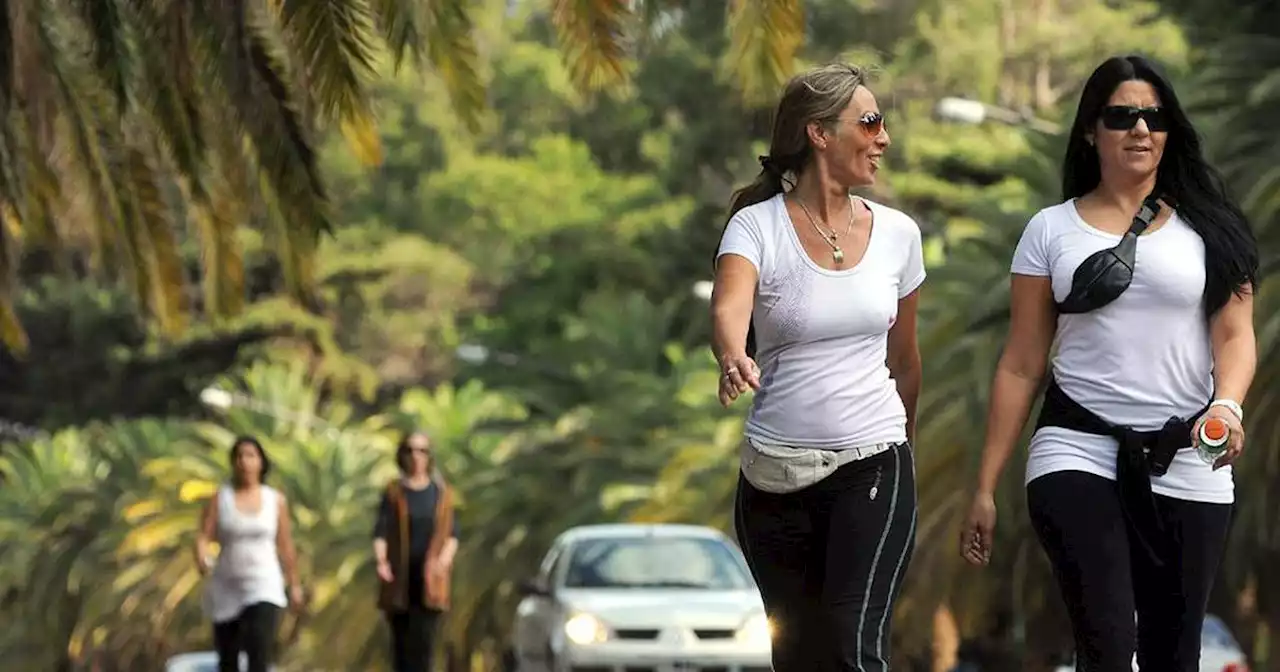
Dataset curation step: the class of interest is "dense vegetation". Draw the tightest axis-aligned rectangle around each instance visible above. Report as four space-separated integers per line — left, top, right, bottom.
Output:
2 0 1278 670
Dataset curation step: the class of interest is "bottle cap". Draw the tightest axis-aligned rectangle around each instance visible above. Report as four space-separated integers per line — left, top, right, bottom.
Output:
1201 417 1229 445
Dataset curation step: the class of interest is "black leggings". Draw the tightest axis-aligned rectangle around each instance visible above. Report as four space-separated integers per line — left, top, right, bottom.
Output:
1027 470 1232 672
213 601 280 672
388 607 442 672
734 441 917 672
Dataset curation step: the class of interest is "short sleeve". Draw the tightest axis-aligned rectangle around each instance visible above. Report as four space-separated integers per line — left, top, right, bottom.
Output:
899 219 926 299
716 209 765 272
1010 212 1051 276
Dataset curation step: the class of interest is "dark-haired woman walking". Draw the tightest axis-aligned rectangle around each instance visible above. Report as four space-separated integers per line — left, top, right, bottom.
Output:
196 436 305 672
712 62 925 671
962 55 1258 671
374 430 460 672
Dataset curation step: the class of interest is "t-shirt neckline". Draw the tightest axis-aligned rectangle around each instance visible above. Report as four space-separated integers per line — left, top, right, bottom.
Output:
1067 197 1175 241
776 193 876 277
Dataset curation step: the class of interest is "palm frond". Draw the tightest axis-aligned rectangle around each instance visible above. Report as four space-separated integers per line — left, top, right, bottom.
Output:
0 0 12 116
722 0 804 107
37 5 133 284
0 204 25 355
195 0 330 301
275 0 384 163
70 0 130 115
550 0 632 92
190 174 245 321
124 146 187 335
422 0 486 133
129 0 206 199
367 0 421 67
246 28 327 302
276 0 379 131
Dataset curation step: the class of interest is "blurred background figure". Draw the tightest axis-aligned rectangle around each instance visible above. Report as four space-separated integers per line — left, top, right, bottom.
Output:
195 436 304 672
374 430 460 672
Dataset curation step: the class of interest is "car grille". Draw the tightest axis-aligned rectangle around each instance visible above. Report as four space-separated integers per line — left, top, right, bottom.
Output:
614 629 661 640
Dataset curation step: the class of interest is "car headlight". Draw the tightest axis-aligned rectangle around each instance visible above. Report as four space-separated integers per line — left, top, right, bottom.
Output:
736 612 774 646
564 612 609 645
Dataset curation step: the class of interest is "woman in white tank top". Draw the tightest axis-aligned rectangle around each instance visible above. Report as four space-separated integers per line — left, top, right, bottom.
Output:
195 436 305 672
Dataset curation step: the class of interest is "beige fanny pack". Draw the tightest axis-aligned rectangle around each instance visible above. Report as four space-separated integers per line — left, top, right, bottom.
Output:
740 437 895 494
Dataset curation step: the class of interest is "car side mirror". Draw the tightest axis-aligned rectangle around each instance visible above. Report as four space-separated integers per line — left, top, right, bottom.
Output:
518 578 550 597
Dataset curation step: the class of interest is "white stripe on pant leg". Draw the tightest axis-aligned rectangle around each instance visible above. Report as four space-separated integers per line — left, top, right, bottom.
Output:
855 444 901 672
875 446 918 666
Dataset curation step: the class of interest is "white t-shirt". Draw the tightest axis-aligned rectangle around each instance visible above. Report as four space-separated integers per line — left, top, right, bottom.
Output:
1012 199 1232 504
716 193 926 450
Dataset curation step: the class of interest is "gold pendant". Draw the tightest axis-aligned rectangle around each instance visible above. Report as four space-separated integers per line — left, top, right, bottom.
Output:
833 248 844 264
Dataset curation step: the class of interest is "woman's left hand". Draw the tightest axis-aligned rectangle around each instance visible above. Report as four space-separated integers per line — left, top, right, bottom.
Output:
288 584 307 612
1192 406 1245 470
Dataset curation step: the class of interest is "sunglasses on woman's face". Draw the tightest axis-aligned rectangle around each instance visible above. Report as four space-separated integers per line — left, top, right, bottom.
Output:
836 112 885 137
1099 105 1168 132
857 111 885 136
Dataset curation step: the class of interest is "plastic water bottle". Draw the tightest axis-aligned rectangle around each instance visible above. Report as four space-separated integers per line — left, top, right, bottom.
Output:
1196 416 1230 465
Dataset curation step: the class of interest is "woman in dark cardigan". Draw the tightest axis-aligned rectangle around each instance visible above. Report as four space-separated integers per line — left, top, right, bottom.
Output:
373 430 460 672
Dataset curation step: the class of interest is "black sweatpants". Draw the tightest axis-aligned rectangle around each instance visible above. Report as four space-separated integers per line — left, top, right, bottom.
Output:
213 601 281 672
734 441 917 672
388 557 443 672
388 608 442 672
1027 470 1232 672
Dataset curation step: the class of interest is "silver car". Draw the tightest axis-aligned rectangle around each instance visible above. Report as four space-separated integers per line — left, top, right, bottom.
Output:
510 523 773 672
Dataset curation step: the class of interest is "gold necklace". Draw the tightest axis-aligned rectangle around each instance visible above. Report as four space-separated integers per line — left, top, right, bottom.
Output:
794 195 857 264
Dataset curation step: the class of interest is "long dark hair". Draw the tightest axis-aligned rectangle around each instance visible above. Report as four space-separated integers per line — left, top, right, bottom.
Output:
1062 55 1259 316
717 63 870 355
228 435 270 485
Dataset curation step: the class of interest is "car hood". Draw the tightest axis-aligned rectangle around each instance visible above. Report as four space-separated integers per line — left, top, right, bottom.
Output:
559 588 764 629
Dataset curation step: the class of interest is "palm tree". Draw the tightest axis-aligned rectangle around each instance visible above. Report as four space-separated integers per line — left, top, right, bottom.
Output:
0 419 197 670
0 0 806 356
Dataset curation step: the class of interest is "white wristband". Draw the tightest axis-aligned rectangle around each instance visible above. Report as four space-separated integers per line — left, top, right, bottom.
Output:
1209 399 1244 423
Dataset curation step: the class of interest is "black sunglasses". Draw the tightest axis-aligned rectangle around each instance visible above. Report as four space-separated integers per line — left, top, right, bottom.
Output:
1099 105 1168 132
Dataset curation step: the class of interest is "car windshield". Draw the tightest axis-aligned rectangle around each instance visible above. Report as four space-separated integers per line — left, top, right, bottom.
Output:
561 534 752 590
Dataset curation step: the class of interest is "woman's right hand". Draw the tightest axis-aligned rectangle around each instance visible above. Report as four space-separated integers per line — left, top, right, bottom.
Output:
717 353 761 407
376 558 394 583
960 491 996 567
